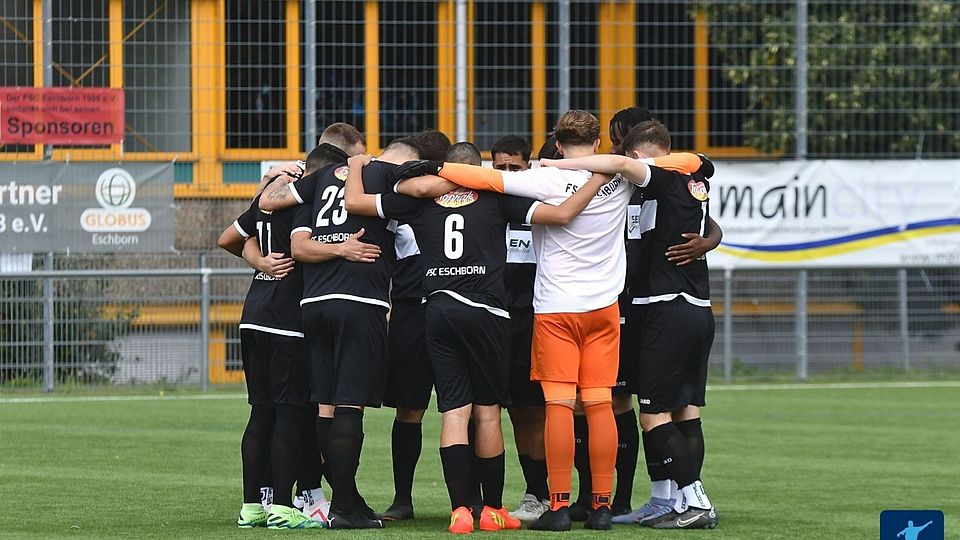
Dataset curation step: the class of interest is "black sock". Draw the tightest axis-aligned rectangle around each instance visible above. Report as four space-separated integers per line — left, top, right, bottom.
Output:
315 415 333 488
326 407 364 512
241 405 275 503
641 431 670 482
476 453 506 509
675 418 705 478
613 409 639 509
440 444 473 510
466 419 482 511
391 420 422 505
298 407 321 492
646 423 698 489
271 405 303 507
518 455 549 501
573 414 591 504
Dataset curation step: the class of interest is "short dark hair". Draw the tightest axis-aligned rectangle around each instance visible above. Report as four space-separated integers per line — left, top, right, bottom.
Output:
554 110 600 147
318 122 365 151
490 135 531 162
609 106 657 149
385 136 421 158
445 141 482 166
622 120 671 154
304 143 349 175
414 129 452 161
536 134 560 160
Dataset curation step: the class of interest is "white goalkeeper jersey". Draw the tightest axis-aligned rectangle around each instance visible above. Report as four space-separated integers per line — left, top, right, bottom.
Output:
500 164 652 314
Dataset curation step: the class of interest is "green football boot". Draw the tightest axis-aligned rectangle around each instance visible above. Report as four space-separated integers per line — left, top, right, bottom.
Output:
267 504 325 529
237 503 268 528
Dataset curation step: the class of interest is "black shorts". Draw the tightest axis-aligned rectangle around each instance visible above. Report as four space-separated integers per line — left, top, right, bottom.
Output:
614 297 637 396
240 328 310 408
301 299 388 407
507 307 544 408
425 295 511 413
383 298 433 410
627 298 714 414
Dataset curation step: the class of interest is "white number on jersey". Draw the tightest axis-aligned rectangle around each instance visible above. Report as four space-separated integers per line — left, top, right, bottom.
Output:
316 185 348 227
444 213 465 260
255 221 272 255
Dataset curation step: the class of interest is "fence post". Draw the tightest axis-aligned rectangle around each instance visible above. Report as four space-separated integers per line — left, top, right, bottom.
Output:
42 253 54 392
557 0 571 112
795 0 808 158
303 0 317 151
199 255 210 391
723 268 733 383
455 0 468 141
898 268 910 370
796 269 808 380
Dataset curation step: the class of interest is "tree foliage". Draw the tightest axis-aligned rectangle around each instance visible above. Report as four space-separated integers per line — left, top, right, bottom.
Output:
703 1 960 157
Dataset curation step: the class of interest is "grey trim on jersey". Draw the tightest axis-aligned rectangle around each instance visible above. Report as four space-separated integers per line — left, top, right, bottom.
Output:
427 290 511 319
300 293 390 309
632 292 711 308
238 323 305 338
234 220 251 238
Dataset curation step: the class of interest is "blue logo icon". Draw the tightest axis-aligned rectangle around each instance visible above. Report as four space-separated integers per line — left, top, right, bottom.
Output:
880 510 943 540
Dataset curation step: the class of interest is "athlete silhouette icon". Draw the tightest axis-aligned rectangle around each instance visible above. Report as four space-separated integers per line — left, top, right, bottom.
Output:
897 520 933 540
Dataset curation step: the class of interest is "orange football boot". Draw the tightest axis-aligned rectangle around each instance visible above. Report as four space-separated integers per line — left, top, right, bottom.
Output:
479 506 522 531
449 506 475 534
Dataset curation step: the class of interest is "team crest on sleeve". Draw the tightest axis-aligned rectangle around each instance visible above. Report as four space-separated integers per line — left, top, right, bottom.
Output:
435 188 478 208
333 166 349 181
687 179 708 201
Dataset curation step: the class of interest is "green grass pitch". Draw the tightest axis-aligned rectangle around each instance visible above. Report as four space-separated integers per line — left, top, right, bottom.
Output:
1 383 957 539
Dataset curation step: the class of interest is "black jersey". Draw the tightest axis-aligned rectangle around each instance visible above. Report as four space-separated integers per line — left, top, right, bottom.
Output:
378 188 538 317
504 223 537 310
292 160 399 309
626 165 711 306
286 161 344 205
390 224 425 300
234 194 304 336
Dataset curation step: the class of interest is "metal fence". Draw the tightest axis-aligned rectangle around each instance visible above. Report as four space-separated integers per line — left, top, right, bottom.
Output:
2 259 958 391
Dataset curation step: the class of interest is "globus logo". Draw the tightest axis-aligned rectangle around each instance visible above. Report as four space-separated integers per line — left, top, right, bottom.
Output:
80 167 152 232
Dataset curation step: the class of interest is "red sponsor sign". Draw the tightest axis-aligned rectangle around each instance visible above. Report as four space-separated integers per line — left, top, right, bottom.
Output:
0 87 124 145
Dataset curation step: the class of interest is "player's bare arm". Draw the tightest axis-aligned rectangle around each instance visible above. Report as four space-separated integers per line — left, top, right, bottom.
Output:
241 236 295 278
530 172 612 226
395 174 458 198
256 162 302 197
217 223 246 257
291 229 380 264
666 217 723 266
259 175 300 211
540 153 702 185
343 154 378 216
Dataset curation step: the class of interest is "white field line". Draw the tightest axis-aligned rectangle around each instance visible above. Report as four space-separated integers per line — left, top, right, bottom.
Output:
1 380 959 404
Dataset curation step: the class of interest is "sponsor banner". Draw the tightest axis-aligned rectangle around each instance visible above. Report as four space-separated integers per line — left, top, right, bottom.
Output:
708 160 960 268
0 162 173 253
0 87 124 145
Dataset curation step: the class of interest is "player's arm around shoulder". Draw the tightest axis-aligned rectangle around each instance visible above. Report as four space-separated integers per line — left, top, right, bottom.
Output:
242 236 294 278
290 228 381 265
530 171 612 226
343 154 378 216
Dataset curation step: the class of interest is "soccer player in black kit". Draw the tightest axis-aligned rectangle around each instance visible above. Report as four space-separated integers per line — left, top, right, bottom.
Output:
343 144 610 534
218 140 366 530
289 137 421 529
544 120 719 530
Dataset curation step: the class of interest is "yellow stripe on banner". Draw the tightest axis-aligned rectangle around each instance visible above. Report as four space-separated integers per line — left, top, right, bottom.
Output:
716 226 960 262
364 0 380 153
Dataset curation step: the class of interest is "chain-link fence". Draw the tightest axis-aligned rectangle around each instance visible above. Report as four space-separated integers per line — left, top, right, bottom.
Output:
2 260 958 391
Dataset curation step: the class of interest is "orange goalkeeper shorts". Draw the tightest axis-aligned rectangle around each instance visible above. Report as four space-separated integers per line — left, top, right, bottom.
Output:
530 302 620 388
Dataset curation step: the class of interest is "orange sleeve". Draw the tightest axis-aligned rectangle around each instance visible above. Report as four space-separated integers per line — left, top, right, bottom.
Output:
651 152 700 175
438 162 505 193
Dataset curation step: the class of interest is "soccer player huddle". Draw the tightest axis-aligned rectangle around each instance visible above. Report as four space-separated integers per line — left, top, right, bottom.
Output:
218 106 723 533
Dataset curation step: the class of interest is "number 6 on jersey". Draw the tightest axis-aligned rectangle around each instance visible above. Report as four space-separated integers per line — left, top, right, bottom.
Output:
444 213 464 260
